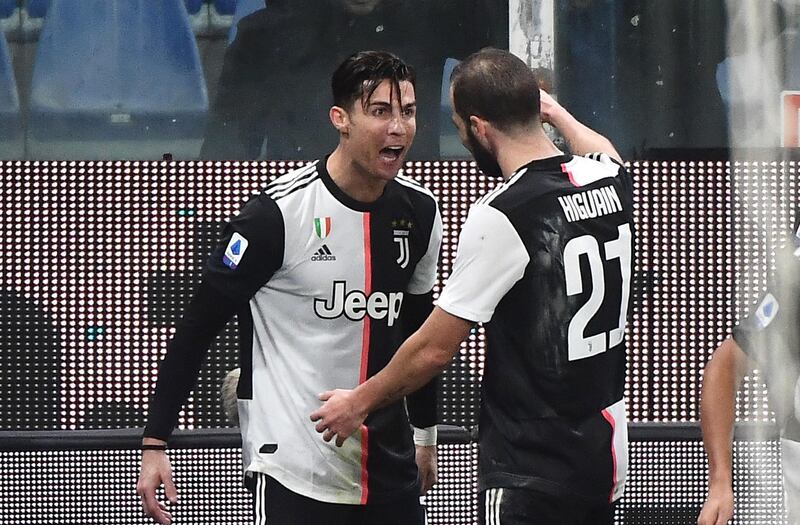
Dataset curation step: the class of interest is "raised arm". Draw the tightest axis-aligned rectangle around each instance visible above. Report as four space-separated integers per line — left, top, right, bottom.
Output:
539 89 622 164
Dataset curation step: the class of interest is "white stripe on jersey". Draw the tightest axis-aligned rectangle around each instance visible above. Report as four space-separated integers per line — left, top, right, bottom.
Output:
602 398 629 502
269 174 321 201
584 152 623 169
395 173 436 200
255 473 266 525
264 161 318 193
477 168 528 206
394 171 420 187
485 488 493 525
266 166 320 200
496 488 504 524
484 488 504 525
475 180 506 206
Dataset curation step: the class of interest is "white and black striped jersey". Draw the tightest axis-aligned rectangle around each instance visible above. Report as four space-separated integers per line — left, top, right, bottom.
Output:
145 158 442 505
437 153 634 504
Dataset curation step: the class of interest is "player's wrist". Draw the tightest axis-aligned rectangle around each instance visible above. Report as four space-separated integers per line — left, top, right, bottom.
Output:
354 392 372 422
543 104 572 130
142 437 168 449
413 425 437 447
708 473 733 491
353 381 380 418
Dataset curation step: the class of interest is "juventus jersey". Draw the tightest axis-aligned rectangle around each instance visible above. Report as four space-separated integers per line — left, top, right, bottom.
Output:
146 159 442 505
437 153 634 504
733 217 800 433
733 217 800 519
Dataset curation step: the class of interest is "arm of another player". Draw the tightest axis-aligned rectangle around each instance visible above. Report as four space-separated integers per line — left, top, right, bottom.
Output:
538 89 622 164
312 307 473 447
697 337 752 525
701 239 800 525
404 292 440 495
404 204 443 494
312 204 528 446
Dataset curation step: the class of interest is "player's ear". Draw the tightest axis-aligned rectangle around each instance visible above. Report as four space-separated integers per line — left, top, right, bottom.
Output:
330 106 350 136
469 116 490 147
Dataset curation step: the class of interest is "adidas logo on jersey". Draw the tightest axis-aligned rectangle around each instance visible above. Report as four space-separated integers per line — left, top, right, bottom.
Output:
311 244 336 262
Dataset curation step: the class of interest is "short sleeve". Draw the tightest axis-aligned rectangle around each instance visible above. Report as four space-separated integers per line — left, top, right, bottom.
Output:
583 152 622 168
203 193 285 301
733 229 800 362
584 152 633 198
733 290 786 365
732 231 800 426
435 204 530 323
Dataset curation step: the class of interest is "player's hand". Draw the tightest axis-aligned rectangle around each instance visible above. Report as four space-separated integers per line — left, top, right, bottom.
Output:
697 485 734 525
137 447 178 525
538 89 565 126
310 389 367 447
415 445 438 495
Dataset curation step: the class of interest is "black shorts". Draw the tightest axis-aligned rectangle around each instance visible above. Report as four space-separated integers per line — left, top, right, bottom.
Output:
247 472 425 525
479 487 616 525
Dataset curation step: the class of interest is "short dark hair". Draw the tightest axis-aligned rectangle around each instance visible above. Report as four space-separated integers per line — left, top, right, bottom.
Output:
331 51 416 111
450 48 540 132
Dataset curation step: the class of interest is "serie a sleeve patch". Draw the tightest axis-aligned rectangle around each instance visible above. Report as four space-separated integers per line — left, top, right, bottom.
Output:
223 232 249 270
754 292 780 330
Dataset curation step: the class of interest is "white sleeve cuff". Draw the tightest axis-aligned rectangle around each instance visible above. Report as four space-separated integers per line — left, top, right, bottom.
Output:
413 425 438 446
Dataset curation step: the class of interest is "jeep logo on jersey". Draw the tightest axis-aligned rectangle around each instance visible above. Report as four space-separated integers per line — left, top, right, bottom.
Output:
314 217 332 239
314 281 403 326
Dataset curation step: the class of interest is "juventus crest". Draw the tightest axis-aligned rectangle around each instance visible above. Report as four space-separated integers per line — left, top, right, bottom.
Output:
393 229 410 269
391 218 413 269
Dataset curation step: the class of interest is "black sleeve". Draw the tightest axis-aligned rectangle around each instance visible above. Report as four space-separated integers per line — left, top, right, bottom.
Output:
203 193 285 300
143 193 285 440
403 291 439 429
143 282 243 440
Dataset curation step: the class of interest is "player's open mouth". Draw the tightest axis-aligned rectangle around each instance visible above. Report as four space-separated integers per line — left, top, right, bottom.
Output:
379 146 405 162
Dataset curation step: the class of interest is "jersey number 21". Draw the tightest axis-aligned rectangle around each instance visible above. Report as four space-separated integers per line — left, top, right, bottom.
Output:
563 224 632 361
